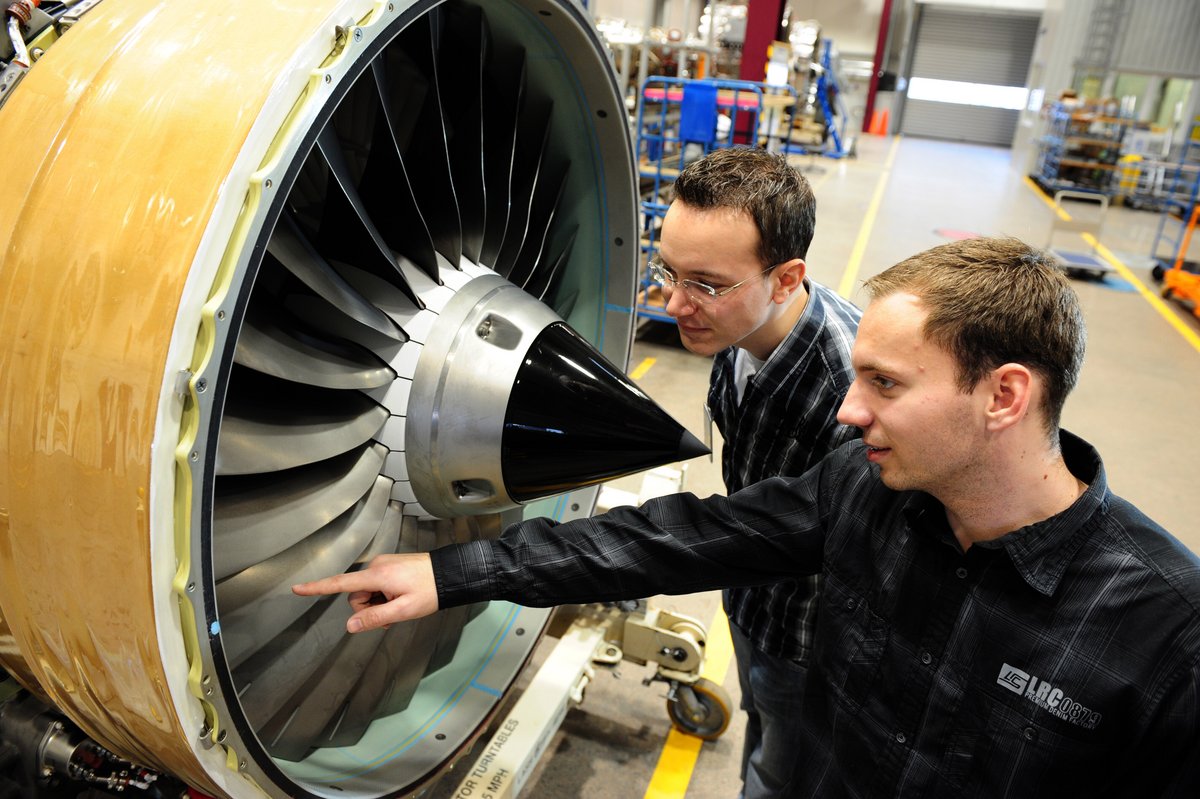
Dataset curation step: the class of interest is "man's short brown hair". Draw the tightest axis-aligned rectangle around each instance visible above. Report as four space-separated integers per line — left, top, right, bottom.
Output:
863 237 1086 434
672 147 816 266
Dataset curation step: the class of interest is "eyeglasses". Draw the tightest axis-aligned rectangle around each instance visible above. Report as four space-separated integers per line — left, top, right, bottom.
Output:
648 258 774 305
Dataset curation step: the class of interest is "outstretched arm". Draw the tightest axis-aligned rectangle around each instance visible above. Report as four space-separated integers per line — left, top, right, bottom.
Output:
293 444 852 633
292 552 438 632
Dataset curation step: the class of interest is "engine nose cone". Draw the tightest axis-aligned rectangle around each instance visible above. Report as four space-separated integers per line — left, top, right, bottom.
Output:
503 322 709 501
405 276 707 518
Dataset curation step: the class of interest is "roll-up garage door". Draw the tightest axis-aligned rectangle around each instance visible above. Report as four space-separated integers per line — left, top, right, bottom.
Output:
900 5 1040 147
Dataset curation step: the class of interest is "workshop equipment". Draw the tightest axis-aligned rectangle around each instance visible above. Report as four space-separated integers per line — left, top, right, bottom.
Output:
1046 189 1114 279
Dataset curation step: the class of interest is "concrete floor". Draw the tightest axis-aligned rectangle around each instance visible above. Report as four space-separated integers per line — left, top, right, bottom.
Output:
441 133 1200 798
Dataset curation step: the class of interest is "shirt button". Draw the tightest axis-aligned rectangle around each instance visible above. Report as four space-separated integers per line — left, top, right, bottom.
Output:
955 567 968 579
895 732 907 744
921 651 933 666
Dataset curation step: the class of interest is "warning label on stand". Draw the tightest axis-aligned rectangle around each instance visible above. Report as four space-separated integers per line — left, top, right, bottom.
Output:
454 719 521 799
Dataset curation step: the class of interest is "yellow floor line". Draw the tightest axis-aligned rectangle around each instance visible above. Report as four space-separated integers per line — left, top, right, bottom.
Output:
643 608 734 799
1022 177 1200 355
838 135 900 299
630 357 657 380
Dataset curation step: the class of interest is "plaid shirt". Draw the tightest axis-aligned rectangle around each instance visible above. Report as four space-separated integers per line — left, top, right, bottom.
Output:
434 432 1200 797
709 278 860 662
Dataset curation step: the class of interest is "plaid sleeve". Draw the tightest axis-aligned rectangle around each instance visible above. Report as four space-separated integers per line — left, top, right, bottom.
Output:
428 449 852 610
430 538 499 608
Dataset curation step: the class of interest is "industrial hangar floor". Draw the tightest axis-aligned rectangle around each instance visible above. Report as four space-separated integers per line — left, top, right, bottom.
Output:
435 132 1200 799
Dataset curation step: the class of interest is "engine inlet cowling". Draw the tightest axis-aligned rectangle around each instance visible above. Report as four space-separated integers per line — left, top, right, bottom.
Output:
0 1 705 797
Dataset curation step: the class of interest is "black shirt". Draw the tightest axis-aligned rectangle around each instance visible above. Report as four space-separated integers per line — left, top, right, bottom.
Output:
433 432 1200 797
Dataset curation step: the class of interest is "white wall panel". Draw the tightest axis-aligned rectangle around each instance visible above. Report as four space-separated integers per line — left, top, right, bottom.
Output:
1114 0 1200 78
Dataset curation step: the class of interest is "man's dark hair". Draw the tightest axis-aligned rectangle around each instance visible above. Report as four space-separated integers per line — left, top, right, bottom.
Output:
863 237 1086 435
671 147 816 265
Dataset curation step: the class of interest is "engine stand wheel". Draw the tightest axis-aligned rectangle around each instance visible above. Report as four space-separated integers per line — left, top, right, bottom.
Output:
666 677 732 741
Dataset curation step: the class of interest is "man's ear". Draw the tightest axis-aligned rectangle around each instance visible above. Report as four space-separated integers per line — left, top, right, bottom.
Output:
772 258 807 303
985 363 1033 432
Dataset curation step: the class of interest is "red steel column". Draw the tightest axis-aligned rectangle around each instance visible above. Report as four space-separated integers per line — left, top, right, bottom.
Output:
735 0 786 143
864 0 895 133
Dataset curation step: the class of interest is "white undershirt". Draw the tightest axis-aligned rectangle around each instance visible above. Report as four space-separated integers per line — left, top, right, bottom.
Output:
733 347 767 406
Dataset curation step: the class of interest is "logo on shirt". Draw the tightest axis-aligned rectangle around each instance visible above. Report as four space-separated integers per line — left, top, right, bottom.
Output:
996 663 1102 730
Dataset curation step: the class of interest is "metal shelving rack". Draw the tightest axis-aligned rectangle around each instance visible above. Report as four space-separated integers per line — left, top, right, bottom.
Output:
1033 102 1133 197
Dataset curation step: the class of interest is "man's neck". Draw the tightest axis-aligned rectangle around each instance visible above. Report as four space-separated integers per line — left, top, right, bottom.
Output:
743 281 810 361
943 442 1086 550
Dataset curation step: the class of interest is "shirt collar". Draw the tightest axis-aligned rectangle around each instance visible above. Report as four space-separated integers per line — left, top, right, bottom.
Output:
901 430 1109 597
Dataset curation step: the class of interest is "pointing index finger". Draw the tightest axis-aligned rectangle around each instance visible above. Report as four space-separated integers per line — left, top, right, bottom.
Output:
292 570 377 598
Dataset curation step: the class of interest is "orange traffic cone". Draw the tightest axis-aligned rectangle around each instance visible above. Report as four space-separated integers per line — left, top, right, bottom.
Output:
868 108 889 135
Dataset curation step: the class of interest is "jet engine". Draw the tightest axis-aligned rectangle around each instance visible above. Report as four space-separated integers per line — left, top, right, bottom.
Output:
0 1 704 797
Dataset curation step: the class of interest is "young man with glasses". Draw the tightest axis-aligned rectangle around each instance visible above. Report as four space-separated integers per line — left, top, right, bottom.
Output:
648 146 861 797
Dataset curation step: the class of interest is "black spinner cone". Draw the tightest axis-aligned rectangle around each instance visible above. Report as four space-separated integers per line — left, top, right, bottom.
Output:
502 322 709 501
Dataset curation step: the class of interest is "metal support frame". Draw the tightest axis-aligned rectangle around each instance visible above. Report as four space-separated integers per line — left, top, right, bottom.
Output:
450 601 727 799
448 620 606 799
